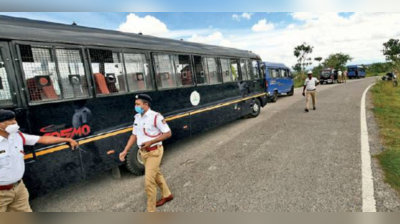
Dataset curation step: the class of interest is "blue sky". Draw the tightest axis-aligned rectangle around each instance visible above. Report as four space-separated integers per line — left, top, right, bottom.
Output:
1 12 399 67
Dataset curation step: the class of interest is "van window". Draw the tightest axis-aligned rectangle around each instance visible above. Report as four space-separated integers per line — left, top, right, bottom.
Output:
89 49 126 95
174 55 193 87
240 59 250 81
193 56 209 85
0 53 12 105
230 59 239 81
269 69 279 78
153 54 177 89
280 69 288 78
19 45 61 102
123 53 153 92
204 57 222 84
55 49 90 99
221 58 233 83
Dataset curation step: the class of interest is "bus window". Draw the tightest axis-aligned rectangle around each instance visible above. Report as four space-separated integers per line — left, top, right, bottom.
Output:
240 59 250 81
250 60 260 79
123 53 153 92
230 59 239 81
55 49 90 99
153 54 177 89
270 69 279 78
204 57 222 84
221 58 233 83
280 69 288 78
174 55 193 87
193 56 209 85
89 49 126 95
19 45 61 102
0 53 12 105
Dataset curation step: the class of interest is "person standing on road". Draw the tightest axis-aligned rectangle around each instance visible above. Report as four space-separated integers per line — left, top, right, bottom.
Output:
303 71 320 112
119 94 173 213
343 70 347 83
338 70 343 83
0 110 79 212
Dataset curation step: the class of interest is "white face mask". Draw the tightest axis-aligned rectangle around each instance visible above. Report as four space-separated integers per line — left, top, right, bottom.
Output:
5 124 20 134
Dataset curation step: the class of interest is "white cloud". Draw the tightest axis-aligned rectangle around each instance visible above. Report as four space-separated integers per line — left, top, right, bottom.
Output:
118 13 168 36
232 12 254 21
252 19 275 32
117 12 400 69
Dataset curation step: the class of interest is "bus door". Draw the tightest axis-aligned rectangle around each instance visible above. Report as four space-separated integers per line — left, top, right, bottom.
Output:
279 68 291 93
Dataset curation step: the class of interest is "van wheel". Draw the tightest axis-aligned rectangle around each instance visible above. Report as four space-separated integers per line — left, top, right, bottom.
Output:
248 99 261 118
288 87 294 96
125 145 145 176
271 91 278 102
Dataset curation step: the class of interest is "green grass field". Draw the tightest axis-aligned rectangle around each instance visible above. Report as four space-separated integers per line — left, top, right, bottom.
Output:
371 81 400 193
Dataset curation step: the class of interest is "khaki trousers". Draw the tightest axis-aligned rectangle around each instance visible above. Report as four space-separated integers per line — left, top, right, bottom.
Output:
306 90 317 110
338 75 342 83
140 145 171 212
0 181 32 212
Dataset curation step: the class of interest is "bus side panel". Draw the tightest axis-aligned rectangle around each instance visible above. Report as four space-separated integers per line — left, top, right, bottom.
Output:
189 83 242 136
24 149 84 198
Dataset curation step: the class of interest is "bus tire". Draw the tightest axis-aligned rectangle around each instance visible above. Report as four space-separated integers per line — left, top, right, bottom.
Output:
125 146 145 176
248 99 261 118
271 91 278 103
288 87 294 96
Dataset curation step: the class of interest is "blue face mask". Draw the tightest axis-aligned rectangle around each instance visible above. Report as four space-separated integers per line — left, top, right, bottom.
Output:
135 106 144 114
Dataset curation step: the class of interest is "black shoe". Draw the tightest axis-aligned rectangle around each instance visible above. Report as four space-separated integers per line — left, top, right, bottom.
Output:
313 107 316 110
305 109 309 112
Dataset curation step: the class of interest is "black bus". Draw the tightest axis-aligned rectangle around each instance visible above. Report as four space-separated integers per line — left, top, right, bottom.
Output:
0 16 267 197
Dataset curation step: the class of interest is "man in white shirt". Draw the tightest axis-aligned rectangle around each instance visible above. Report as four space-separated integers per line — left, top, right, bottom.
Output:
303 71 320 112
119 94 173 212
0 110 79 212
338 70 343 83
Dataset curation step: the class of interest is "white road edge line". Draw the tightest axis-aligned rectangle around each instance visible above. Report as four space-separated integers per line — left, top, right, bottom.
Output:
361 83 377 212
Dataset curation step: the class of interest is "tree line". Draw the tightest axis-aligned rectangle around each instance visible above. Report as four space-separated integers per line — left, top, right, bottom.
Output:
292 39 399 79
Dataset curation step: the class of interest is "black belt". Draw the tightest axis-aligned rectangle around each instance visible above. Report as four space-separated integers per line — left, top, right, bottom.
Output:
307 89 316 91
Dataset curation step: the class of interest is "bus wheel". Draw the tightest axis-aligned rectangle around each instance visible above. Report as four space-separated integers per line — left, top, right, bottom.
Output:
271 91 278 103
125 146 145 176
288 87 294 96
248 99 261 118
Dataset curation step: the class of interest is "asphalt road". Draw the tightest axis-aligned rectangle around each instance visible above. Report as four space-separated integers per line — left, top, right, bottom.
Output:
31 77 382 212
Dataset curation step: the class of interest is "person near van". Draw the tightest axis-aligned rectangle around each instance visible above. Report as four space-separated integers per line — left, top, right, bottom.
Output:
302 71 320 112
0 110 79 212
119 94 173 212
343 70 347 83
338 70 343 83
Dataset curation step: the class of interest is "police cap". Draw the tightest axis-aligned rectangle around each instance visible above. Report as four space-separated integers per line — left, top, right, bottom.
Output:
135 94 153 104
0 110 16 122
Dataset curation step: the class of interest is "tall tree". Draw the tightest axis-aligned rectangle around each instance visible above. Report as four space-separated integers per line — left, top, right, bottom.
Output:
383 39 400 73
314 57 323 64
294 43 314 79
322 53 353 71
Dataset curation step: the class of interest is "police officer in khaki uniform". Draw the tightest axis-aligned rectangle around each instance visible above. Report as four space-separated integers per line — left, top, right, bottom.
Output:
119 94 173 212
0 110 79 212
338 70 343 83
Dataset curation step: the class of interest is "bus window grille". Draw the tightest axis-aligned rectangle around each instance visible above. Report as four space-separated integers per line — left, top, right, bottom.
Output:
55 49 89 99
19 45 61 102
0 53 13 104
89 49 126 95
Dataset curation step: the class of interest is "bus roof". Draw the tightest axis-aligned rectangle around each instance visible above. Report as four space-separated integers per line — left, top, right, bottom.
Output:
0 15 260 59
262 62 289 69
347 65 364 68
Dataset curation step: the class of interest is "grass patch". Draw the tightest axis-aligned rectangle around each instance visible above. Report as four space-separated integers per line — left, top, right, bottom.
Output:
367 72 386 78
371 81 400 193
